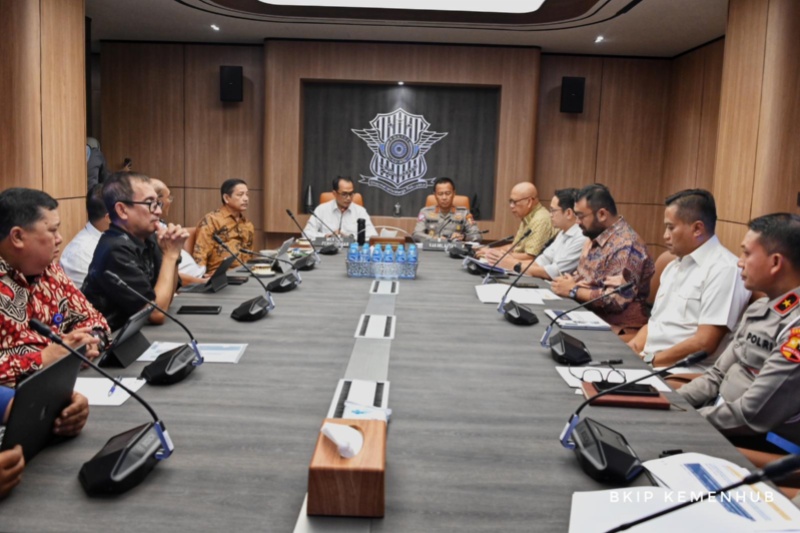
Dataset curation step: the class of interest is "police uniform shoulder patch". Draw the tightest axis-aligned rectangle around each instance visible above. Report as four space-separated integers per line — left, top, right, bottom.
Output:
418 212 426 222
780 327 800 364
775 292 799 315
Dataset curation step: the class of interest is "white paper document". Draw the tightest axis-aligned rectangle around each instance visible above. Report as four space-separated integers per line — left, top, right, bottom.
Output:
74 377 147 406
555 366 672 392
544 309 611 330
137 342 248 364
570 453 800 532
474 284 545 305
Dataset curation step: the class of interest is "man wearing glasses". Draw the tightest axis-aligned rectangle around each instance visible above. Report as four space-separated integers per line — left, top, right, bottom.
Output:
476 182 556 263
550 184 654 337
303 177 376 240
83 172 188 331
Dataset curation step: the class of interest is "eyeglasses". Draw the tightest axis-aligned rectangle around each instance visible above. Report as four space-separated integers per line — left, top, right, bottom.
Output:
336 191 355 198
548 208 563 215
509 196 532 206
123 199 163 213
158 195 174 203
568 365 626 384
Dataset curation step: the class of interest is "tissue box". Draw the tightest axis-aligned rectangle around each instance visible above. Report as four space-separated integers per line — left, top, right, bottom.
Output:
307 418 386 517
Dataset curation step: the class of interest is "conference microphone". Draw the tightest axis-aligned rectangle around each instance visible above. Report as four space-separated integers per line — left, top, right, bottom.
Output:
239 248 302 291
29 318 175 495
309 210 347 248
212 235 278 320
105 272 202 384
606 453 800 532
541 279 636 365
286 208 329 262
496 257 539 326
446 230 489 259
434 214 452 238
559 351 708 484
480 228 532 284
482 233 515 248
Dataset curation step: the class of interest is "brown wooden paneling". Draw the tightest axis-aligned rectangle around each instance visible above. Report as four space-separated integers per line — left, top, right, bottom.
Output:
264 41 539 240
713 0 769 223
184 188 263 231
751 0 800 217
596 58 670 205
535 56 602 200
716 220 748 256
696 40 725 193
618 203 664 248
40 0 85 200
0 0 42 190
101 43 184 185
184 46 264 189
660 51 704 199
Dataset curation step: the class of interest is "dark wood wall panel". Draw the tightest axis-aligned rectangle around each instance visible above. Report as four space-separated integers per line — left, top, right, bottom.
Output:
184 46 264 189
696 40 725 193
534 56 602 200
101 44 185 186
264 41 540 239
595 58 670 205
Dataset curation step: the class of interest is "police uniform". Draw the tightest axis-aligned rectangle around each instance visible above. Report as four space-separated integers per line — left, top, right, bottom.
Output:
679 287 800 445
412 206 482 242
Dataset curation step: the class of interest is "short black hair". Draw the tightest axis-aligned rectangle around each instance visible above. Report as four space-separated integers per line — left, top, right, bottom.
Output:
576 184 617 216
332 176 354 192
0 188 59 240
86 184 108 223
748 213 800 269
434 177 455 190
665 189 716 234
221 179 247 203
553 188 578 212
103 172 150 222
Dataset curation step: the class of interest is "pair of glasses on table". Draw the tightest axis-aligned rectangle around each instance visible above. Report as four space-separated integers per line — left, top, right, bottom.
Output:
568 363 627 385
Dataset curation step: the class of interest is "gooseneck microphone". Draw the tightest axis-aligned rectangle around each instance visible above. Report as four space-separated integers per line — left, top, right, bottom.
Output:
310 210 346 247
542 279 635 366
212 235 278 319
30 318 175 495
559 351 708 484
606 453 800 532
496 257 539 326
105 272 202 384
286 208 330 260
481 228 532 285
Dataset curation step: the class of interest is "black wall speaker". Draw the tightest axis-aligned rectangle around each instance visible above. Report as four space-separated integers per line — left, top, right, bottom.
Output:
560 76 585 114
220 66 243 102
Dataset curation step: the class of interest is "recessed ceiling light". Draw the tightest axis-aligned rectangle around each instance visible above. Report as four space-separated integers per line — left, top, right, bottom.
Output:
398 81 404 86
260 0 545 14
211 24 220 31
595 35 604 43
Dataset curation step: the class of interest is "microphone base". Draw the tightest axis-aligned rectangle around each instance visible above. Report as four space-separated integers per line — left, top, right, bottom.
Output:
79 422 162 496
550 331 592 365
293 254 317 271
266 272 300 293
572 418 643 484
140 344 197 385
319 245 339 255
448 242 474 259
502 301 539 326
100 330 150 368
231 295 272 322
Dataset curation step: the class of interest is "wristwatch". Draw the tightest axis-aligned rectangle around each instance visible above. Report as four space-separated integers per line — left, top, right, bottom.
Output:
643 352 656 364
568 286 579 299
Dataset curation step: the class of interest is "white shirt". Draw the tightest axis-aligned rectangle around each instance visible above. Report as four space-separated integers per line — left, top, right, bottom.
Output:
60 222 103 288
533 222 587 279
644 235 751 367
303 200 377 240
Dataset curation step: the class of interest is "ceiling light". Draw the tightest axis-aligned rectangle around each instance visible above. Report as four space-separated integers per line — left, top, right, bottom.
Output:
398 81 404 86
211 24 220 31
261 0 545 14
595 36 604 43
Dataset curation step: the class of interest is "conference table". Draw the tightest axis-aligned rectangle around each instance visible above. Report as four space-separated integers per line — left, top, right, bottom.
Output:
1 250 755 532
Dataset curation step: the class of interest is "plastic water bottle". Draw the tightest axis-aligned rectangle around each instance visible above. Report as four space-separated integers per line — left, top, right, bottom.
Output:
347 243 359 277
396 245 407 279
396 246 406 264
408 244 418 279
371 244 383 278
360 243 371 278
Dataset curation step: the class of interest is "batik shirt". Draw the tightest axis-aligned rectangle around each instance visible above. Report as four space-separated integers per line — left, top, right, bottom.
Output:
193 205 254 274
0 255 109 386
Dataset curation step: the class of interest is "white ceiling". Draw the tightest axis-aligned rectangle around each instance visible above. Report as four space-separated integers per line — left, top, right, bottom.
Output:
86 0 728 57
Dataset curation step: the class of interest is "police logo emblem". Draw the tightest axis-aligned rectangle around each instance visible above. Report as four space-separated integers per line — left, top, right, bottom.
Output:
352 108 448 196
781 328 800 364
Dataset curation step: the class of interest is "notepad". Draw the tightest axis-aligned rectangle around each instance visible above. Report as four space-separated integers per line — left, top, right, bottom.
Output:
138 342 248 364
74 377 147 406
544 309 611 330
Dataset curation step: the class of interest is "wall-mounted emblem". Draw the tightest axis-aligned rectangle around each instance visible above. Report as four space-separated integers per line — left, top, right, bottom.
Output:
352 108 448 196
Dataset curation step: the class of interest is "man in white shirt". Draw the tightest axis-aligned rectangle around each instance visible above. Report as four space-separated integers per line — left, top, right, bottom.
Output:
60 185 110 287
500 188 587 279
628 189 750 368
303 177 377 240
